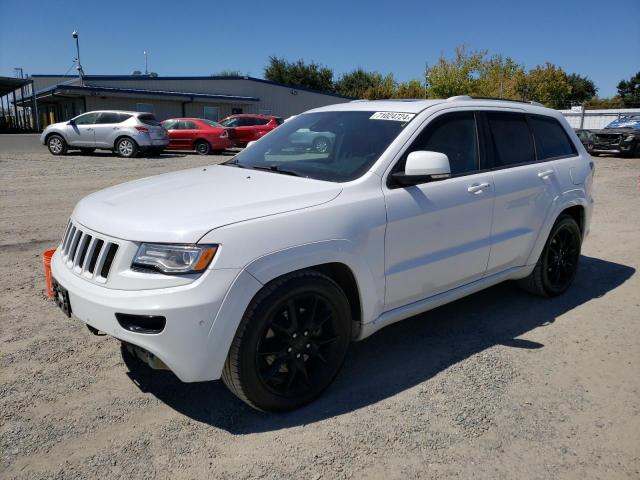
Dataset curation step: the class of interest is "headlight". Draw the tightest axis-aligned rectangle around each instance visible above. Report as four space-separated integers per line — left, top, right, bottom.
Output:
624 134 635 142
132 243 218 274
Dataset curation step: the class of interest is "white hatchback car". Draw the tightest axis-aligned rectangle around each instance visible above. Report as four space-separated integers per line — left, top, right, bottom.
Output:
50 97 593 411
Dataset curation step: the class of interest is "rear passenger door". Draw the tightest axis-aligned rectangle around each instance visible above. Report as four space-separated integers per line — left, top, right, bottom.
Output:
93 112 128 148
171 121 200 149
482 111 562 275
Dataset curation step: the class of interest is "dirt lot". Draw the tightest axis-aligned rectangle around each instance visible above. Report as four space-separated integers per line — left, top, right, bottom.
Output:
1 139 639 479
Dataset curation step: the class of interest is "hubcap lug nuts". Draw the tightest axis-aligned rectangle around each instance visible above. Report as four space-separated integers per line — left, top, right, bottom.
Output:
306 343 310 349
296 353 301 358
287 347 292 353
292 333 297 338
303 331 308 336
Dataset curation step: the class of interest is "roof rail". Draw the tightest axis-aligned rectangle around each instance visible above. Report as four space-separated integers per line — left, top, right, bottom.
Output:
446 95 545 107
446 95 472 101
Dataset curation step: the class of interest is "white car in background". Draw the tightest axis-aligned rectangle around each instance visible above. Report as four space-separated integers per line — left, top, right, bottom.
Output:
40 110 169 157
50 97 593 411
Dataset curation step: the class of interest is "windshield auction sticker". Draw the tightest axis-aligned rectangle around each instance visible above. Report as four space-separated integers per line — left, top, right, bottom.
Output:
370 112 416 122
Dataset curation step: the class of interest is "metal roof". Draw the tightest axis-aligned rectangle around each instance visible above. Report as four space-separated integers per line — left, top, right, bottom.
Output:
0 76 32 97
27 83 260 104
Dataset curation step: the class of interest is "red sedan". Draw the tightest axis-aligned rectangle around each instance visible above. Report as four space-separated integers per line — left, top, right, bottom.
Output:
161 118 238 155
218 114 282 146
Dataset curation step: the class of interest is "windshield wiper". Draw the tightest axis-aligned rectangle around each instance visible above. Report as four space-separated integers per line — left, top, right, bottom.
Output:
250 165 302 177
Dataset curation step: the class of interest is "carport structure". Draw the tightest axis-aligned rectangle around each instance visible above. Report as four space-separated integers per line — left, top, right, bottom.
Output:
0 76 38 132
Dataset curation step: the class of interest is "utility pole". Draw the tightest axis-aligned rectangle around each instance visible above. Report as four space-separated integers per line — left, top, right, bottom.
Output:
72 31 85 86
424 61 428 98
144 50 148 75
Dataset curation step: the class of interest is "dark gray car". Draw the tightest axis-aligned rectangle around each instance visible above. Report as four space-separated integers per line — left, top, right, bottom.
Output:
40 110 169 157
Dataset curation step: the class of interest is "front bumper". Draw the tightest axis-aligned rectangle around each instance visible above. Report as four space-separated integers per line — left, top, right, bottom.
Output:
50 249 262 382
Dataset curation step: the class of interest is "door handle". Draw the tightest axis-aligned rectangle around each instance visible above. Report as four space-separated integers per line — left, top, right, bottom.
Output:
467 182 490 194
87 128 93 131
537 169 555 179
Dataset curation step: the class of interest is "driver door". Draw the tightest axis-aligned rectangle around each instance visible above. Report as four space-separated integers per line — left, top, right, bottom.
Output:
66 112 99 147
383 111 495 310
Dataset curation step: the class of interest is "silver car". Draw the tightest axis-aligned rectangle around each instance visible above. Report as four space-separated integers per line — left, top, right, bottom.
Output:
40 110 169 158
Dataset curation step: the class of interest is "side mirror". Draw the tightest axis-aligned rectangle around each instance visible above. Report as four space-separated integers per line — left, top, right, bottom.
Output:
391 151 451 187
67 119 75 125
245 141 256 148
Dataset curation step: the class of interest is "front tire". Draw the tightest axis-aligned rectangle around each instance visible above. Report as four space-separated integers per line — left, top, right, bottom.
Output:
517 214 582 296
47 135 67 155
115 137 138 158
222 270 352 411
194 140 211 155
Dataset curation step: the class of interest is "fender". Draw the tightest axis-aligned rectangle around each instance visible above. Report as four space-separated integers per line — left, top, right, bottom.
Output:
524 188 589 268
244 239 385 328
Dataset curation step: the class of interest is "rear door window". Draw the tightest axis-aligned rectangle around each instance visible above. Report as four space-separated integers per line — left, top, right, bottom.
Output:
529 115 577 160
254 118 271 126
138 114 161 126
486 112 535 168
97 112 121 124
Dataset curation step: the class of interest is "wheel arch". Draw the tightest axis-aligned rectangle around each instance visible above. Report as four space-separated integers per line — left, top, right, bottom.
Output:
114 134 138 148
45 131 65 144
526 195 589 266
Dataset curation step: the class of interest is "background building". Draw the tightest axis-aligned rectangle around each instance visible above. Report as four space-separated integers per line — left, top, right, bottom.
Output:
20 74 353 128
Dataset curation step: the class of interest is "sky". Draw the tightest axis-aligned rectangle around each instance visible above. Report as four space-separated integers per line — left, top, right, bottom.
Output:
0 0 638 97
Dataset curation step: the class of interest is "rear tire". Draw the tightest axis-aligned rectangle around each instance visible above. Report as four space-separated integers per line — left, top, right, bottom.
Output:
79 148 95 155
194 140 211 155
115 137 138 158
47 135 67 155
517 214 582 296
222 270 352 412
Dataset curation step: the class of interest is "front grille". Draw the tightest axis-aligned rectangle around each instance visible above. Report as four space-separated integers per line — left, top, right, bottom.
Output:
595 134 621 146
60 221 119 282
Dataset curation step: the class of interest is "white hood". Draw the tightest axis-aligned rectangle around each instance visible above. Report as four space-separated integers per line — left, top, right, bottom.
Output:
72 164 342 243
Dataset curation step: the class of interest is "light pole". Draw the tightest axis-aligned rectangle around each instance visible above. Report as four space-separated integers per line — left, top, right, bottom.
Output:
72 30 85 86
144 50 148 75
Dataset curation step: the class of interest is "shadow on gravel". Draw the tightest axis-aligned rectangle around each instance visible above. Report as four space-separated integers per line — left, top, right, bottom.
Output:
122 255 634 433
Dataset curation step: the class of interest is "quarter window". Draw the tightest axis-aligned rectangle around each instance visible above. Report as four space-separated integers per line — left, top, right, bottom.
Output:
529 115 577 160
486 112 535 168
402 112 479 175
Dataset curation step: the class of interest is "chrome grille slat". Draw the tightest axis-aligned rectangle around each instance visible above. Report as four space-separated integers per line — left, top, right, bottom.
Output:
61 220 119 282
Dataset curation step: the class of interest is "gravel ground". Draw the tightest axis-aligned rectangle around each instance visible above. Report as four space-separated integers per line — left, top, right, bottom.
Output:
1 140 639 479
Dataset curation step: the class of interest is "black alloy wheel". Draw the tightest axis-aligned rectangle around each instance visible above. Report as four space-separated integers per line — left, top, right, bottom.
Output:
222 270 351 411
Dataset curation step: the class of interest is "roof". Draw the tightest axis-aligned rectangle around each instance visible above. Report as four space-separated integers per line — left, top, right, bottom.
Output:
309 97 553 114
30 74 354 99
0 76 32 97
26 83 259 104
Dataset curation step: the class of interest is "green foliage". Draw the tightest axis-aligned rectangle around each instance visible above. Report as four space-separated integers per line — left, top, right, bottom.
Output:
585 96 625 109
426 46 484 98
260 49 631 109
264 56 334 92
616 72 640 107
515 62 572 109
334 68 382 98
566 73 597 105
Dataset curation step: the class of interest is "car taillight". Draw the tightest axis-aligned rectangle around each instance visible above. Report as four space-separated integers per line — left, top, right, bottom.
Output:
220 129 228 138
135 126 149 133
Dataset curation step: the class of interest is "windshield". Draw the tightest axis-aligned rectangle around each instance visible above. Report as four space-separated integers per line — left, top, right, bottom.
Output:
219 117 239 127
202 119 223 128
225 111 411 182
605 116 640 129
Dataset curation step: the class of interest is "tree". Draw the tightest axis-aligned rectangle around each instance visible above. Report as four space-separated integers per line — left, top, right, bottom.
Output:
395 79 425 99
516 62 571 109
616 72 640 107
335 68 380 98
425 46 484 98
264 56 334 92
474 54 525 99
566 73 597 105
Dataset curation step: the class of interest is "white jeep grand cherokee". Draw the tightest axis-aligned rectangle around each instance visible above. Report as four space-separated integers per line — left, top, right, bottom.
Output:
50 97 593 411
